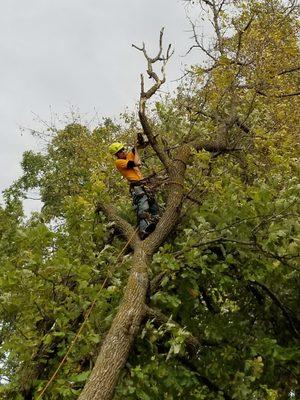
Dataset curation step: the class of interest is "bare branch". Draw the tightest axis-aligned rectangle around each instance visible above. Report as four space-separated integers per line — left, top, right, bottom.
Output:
238 83 300 98
131 43 144 52
200 0 214 7
235 15 255 61
277 66 300 76
140 73 145 94
282 0 299 19
251 281 300 338
277 91 300 98
255 89 300 98
133 28 173 170
187 20 217 61
217 0 226 14
195 107 253 144
193 140 241 153
210 0 224 54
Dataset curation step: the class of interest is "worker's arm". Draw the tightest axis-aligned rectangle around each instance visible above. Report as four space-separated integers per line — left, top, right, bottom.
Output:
133 146 141 167
130 146 141 167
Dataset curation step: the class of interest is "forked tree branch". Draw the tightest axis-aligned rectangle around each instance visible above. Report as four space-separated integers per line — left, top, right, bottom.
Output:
186 19 217 61
133 28 174 170
193 0 227 54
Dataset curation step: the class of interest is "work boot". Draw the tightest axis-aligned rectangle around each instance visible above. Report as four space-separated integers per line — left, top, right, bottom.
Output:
145 221 156 234
139 231 148 240
139 221 156 240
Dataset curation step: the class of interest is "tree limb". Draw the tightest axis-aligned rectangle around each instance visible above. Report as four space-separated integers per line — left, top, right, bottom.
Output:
187 19 217 61
179 357 233 400
95 201 139 248
133 28 174 170
277 65 300 76
251 281 300 338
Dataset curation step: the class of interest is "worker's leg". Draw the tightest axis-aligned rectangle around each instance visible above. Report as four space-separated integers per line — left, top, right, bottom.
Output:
131 186 155 235
144 187 159 222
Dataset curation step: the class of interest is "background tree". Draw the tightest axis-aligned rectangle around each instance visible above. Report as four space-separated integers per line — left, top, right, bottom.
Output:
0 0 299 399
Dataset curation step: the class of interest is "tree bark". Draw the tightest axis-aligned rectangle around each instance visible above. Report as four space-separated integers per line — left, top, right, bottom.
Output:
78 247 149 400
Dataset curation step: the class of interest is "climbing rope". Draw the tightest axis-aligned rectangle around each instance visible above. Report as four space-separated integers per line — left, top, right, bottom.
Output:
37 227 139 399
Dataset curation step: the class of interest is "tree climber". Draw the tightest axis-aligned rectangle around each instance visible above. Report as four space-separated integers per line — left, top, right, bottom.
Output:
109 142 159 239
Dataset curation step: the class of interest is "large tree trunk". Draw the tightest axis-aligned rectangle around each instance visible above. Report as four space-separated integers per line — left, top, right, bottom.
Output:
79 140 229 399
78 247 150 400
79 146 190 400
78 30 226 395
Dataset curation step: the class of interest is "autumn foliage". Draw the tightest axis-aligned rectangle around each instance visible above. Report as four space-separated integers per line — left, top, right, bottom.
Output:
0 1 299 399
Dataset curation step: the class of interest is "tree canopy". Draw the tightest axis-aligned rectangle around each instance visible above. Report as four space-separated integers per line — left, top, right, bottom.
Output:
0 1 299 399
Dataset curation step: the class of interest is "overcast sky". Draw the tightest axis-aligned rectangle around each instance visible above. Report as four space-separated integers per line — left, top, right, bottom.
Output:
0 0 207 213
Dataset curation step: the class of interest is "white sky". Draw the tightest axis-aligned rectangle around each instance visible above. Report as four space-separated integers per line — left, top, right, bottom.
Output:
0 0 207 213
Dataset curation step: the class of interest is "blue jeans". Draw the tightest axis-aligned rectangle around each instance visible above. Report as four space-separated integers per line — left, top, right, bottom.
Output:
130 185 159 233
